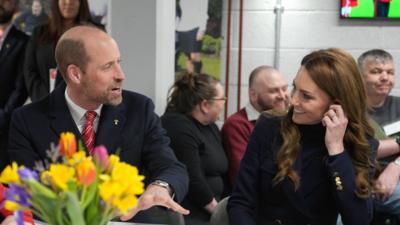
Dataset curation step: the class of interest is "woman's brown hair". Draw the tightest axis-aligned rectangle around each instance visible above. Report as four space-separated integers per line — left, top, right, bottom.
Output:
274 48 378 198
166 73 220 115
40 0 93 43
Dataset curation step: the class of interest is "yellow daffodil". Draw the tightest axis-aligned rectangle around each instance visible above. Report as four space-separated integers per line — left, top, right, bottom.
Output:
40 171 52 186
4 200 24 211
99 180 121 202
111 162 144 194
107 155 120 172
114 195 138 215
99 161 144 215
47 164 75 191
0 131 145 225
0 162 21 185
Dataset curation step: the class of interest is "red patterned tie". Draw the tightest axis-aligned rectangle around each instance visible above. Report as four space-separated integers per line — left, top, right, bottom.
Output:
82 111 97 154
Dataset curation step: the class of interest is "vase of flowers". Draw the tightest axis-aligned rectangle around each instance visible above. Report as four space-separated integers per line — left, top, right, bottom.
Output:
0 132 145 225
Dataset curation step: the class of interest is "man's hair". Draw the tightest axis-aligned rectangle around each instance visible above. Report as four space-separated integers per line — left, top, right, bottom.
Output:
248 65 275 88
55 37 90 80
357 49 393 70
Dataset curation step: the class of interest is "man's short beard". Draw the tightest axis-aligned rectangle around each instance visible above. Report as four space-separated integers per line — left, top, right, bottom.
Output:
105 95 123 106
257 97 274 112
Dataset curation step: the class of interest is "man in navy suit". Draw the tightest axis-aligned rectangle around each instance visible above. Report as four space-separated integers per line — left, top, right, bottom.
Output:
0 0 28 171
8 25 189 221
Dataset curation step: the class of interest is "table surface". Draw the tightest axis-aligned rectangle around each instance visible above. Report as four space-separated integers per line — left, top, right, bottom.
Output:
34 220 166 225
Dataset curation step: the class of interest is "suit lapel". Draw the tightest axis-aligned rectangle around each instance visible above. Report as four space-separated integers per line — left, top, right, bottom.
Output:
48 84 82 140
96 103 126 155
0 27 17 61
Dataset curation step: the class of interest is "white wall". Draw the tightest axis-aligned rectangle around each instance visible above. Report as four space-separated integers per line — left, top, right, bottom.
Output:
107 0 400 118
222 0 400 116
109 0 175 115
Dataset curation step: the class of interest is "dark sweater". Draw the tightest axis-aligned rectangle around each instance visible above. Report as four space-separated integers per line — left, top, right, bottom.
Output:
228 116 378 225
161 112 229 223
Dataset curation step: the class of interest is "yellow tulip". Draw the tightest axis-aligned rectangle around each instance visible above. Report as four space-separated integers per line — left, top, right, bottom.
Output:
59 132 77 158
75 158 96 186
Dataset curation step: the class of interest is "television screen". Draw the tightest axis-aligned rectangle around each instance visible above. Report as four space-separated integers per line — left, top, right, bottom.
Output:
341 0 400 18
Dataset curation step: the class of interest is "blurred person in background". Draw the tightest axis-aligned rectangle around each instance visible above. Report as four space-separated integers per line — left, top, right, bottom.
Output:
221 65 289 185
14 0 48 35
162 73 229 225
24 0 100 102
0 0 28 171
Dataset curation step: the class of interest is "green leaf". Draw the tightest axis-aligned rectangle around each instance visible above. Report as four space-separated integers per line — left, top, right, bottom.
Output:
27 180 57 199
85 193 100 225
81 182 97 209
66 192 86 225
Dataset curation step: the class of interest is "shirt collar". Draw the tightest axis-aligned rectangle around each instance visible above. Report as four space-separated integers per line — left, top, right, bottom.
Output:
245 102 260 121
64 89 103 126
0 24 12 51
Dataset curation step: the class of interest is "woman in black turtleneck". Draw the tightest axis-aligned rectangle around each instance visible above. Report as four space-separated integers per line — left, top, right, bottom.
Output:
161 73 229 225
228 48 380 225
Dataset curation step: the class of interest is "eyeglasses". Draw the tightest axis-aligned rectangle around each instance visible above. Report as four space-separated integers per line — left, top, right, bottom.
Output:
210 96 227 101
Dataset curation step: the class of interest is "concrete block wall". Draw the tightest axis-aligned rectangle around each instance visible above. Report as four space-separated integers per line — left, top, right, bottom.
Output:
221 0 400 118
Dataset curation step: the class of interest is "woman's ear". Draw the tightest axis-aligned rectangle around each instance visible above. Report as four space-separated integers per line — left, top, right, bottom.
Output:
199 99 210 114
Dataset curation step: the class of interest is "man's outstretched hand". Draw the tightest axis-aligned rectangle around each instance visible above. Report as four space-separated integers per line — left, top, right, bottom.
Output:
120 184 190 221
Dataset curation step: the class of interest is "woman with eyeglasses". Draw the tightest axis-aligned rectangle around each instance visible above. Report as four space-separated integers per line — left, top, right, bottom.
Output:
161 73 229 225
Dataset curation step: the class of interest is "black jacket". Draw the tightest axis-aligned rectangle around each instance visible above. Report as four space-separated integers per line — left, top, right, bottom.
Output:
8 84 189 202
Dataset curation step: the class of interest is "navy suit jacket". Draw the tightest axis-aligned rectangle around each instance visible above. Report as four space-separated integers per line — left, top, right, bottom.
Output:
0 26 28 171
228 116 378 225
8 84 188 202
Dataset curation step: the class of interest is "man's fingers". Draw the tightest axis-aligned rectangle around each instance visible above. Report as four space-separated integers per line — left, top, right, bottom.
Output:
120 206 140 221
164 198 190 215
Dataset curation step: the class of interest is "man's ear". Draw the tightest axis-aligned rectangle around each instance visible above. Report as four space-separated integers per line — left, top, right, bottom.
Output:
66 64 83 84
249 88 257 103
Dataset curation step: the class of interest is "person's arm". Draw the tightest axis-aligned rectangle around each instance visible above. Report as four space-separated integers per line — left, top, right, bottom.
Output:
377 138 400 159
221 119 252 185
8 108 44 169
375 158 400 200
120 100 189 221
0 38 28 134
326 151 373 225
323 105 373 224
140 100 189 202
375 137 400 199
24 26 45 101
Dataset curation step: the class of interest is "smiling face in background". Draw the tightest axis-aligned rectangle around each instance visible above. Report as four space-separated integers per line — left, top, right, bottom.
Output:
251 69 289 112
58 0 80 20
290 66 332 125
362 58 395 99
